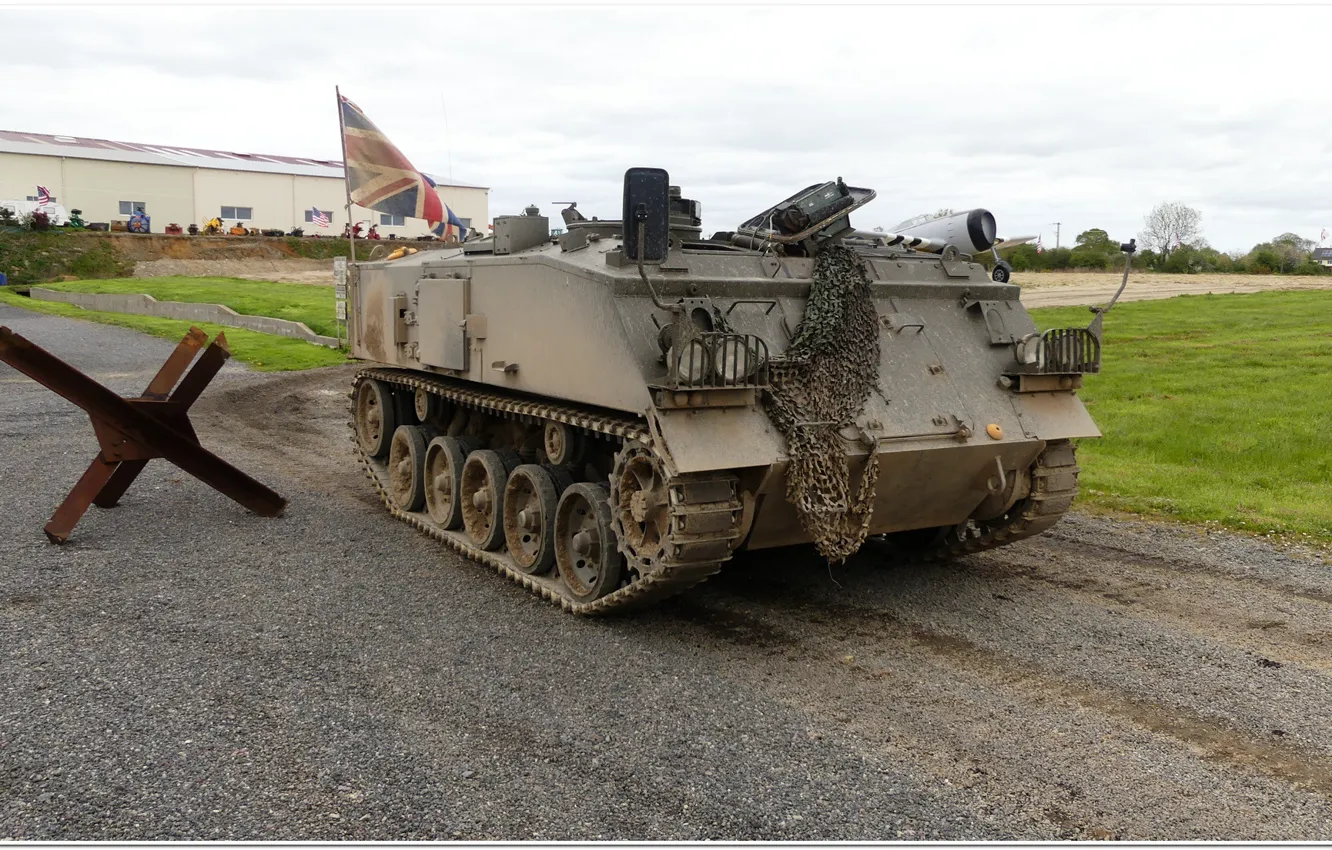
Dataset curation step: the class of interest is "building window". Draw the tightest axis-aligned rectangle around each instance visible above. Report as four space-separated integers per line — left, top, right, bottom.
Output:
458 217 471 230
26 195 56 203
304 209 334 223
379 213 406 227
221 206 253 220
118 200 146 216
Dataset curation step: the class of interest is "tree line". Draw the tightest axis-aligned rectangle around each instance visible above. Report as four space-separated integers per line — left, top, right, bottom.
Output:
995 202 1330 275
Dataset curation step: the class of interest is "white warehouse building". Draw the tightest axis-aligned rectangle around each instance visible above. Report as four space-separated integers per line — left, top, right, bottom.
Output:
0 129 488 239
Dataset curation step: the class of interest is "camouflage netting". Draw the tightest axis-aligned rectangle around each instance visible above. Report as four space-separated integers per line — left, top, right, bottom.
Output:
763 243 881 563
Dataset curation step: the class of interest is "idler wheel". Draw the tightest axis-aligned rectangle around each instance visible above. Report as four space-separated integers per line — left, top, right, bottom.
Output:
503 464 562 575
460 450 513 550
554 483 622 603
354 379 397 459
387 425 428 511
423 436 478 529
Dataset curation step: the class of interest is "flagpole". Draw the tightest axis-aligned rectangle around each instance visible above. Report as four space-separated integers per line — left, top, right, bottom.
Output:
336 85 355 265
335 85 356 350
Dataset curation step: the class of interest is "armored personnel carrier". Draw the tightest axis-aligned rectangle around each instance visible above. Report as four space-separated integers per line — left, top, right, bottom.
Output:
347 168 1124 614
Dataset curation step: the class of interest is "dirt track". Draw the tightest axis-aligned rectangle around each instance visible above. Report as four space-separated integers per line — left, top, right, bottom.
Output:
8 307 1332 839
1017 271 1332 307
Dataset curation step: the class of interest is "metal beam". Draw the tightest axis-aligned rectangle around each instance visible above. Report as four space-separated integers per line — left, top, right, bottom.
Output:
94 334 230 508
0 325 287 544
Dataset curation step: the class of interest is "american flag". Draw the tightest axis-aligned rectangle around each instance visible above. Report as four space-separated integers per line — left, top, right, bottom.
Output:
36 186 50 206
311 207 330 228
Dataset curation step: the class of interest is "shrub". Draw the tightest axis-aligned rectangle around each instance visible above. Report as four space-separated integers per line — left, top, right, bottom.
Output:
1248 248 1280 274
21 210 51 232
1069 246 1111 270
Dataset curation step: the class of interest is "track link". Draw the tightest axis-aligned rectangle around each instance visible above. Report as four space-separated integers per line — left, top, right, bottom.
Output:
351 368 740 615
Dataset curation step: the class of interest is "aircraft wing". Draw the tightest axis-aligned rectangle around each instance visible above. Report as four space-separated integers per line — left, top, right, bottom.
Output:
992 235 1038 251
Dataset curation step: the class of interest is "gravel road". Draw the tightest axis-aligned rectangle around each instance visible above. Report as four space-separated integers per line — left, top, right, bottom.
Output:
4 304 1332 840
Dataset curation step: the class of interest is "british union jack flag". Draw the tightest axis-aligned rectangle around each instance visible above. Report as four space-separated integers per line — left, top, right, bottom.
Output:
340 94 443 230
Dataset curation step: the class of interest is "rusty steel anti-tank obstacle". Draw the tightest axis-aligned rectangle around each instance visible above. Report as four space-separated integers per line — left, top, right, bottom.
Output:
0 324 287 543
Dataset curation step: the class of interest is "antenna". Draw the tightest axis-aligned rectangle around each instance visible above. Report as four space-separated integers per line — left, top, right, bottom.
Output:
439 92 453 179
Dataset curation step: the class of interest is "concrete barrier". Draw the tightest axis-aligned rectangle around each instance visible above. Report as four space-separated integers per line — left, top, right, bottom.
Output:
29 288 341 349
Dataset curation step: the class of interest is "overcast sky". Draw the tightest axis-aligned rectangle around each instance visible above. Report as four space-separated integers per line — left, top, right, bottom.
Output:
5 1 1330 253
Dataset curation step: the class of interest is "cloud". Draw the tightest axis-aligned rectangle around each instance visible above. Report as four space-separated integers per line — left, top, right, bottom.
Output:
2 4 1331 250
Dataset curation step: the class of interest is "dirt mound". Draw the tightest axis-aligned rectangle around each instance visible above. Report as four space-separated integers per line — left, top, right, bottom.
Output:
133 257 334 284
107 233 299 262
1019 271 1332 307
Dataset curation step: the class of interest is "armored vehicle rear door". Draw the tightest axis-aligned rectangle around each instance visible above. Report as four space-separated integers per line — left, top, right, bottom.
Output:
863 300 974 442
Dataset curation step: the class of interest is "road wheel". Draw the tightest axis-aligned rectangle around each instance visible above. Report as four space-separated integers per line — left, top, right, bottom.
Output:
354 379 396 459
423 436 476 529
388 425 428 511
503 464 562 575
461 450 511 550
555 483 622 603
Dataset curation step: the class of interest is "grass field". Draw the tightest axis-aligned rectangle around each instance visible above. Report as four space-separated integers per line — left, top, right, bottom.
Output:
0 289 348 372
36 276 339 337
1031 290 1332 545
5 276 1329 542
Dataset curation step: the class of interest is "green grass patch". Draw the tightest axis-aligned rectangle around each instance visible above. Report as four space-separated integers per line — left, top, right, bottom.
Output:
1030 290 1332 545
37 276 338 337
0 289 348 372
281 236 377 262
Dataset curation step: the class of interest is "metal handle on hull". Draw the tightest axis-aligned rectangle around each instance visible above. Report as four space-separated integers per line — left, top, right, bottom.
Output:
636 215 673 312
986 456 1008 495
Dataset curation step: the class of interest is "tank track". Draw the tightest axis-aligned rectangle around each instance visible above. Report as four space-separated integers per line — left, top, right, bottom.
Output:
906 439 1081 561
350 367 741 615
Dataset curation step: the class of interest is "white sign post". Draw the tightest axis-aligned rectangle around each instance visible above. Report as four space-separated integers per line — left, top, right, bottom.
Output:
333 256 348 347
